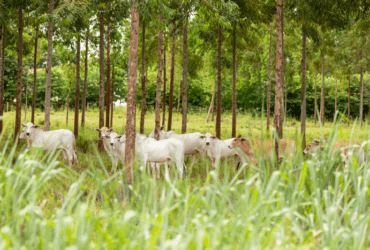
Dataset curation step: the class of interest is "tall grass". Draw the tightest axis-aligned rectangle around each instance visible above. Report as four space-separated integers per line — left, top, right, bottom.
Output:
1 109 370 248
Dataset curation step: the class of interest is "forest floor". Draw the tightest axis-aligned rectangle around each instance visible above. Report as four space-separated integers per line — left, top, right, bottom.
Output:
1 107 370 248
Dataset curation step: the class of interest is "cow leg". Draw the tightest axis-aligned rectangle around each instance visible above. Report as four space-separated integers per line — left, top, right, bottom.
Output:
62 149 67 162
156 163 160 179
176 159 183 179
234 155 241 171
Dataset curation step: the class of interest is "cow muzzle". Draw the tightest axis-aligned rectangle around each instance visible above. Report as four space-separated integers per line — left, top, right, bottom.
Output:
206 142 210 146
26 133 30 136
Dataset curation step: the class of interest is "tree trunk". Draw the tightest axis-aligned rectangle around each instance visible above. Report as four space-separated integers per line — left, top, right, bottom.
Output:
300 32 306 148
74 34 81 138
206 84 216 123
266 23 272 131
140 22 146 134
231 23 237 138
348 75 351 125
177 83 181 114
155 13 164 140
284 82 287 121
320 57 325 125
66 88 71 126
281 4 285 135
44 0 54 132
216 23 222 139
98 11 105 152
167 19 176 131
334 77 337 122
125 2 139 185
182 18 188 134
274 0 284 159
162 42 166 127
360 52 364 127
81 26 89 127
110 65 114 127
314 73 317 125
24 73 29 120
0 24 4 134
106 21 111 128
31 26 38 124
15 5 23 143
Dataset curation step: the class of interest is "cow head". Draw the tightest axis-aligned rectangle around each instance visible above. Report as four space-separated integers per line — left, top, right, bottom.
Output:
108 132 122 150
95 127 113 138
199 132 217 147
19 126 27 140
22 122 40 138
303 139 321 155
229 135 246 149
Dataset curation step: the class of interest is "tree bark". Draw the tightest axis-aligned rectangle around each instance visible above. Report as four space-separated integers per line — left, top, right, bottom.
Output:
348 75 351 125
110 65 114 127
0 24 4 134
360 52 364 127
44 0 54 132
24 72 28 120
31 26 38 124
274 0 284 159
216 23 222 139
167 20 176 131
140 22 146 134
314 73 317 125
81 26 89 127
206 84 216 123
266 23 272 131
320 57 325 125
125 2 139 185
15 5 23 143
177 82 181 114
334 76 337 122
106 21 111 128
155 13 164 139
66 88 71 126
98 10 105 152
162 42 166 128
182 18 188 134
300 32 306 148
231 22 237 138
74 34 81 138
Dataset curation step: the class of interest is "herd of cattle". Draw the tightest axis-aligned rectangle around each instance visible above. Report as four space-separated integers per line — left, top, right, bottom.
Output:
19 122 368 178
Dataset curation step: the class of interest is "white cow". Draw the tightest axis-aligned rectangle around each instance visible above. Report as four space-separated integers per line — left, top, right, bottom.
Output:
21 122 78 166
134 136 186 178
169 132 207 165
95 127 114 157
148 125 176 139
200 132 243 169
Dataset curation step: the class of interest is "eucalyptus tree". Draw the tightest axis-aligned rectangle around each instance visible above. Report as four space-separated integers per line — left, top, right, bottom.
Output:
0 6 8 134
125 0 139 185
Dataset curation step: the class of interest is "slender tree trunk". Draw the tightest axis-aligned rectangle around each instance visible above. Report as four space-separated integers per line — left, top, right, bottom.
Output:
0 24 4 134
24 73 28 120
206 84 216 123
212 81 215 121
167 20 176 131
231 23 237 138
44 0 54 132
31 26 38 124
125 2 139 185
314 73 317 125
74 34 81 138
216 23 222 139
348 75 351 125
182 18 188 134
98 11 105 152
81 27 89 127
155 13 164 139
140 22 146 134
281 4 285 135
15 5 23 143
334 77 337 122
320 57 325 125
274 0 284 159
177 83 181 114
360 52 364 127
300 32 306 148
66 88 71 126
284 82 287 121
106 21 111 128
110 65 114 127
266 23 272 131
162 42 166 127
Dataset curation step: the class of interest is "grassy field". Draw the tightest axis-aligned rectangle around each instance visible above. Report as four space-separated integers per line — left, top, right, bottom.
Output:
1 107 370 249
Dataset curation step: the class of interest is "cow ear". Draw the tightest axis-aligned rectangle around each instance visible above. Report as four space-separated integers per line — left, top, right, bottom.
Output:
32 125 39 129
116 135 122 139
107 129 113 132
237 135 241 138
211 136 216 139
313 139 320 145
241 138 246 141
95 129 101 133
22 124 27 127
199 136 205 139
